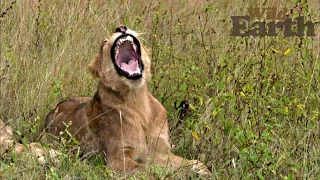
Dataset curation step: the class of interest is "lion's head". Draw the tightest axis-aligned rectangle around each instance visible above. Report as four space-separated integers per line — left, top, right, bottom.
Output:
88 26 151 90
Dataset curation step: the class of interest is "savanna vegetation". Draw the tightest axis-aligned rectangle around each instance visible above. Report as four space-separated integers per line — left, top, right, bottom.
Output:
0 0 319 179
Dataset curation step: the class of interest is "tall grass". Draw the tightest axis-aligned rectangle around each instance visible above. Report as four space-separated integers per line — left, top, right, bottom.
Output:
1 0 319 179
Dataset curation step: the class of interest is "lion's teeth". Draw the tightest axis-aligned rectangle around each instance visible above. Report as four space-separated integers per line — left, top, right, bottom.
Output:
116 36 136 50
127 36 133 42
130 67 141 75
118 36 134 44
132 43 137 51
116 48 119 57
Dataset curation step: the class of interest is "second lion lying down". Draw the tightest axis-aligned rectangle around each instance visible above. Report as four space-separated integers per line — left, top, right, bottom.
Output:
46 26 210 175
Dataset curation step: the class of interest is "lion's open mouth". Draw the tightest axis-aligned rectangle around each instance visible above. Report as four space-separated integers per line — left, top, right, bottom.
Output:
111 34 144 79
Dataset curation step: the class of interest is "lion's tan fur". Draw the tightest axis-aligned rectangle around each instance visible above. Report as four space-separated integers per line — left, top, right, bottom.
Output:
46 28 209 175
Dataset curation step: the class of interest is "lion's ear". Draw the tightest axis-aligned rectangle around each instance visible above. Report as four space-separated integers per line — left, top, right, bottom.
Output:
88 55 100 78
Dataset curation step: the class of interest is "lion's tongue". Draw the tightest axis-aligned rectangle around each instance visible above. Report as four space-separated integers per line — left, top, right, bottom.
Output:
120 60 140 75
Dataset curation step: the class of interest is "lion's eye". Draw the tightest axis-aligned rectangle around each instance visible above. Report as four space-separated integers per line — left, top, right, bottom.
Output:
100 40 108 52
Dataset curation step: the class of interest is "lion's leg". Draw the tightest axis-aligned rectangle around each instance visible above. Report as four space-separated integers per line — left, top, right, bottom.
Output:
103 147 144 173
151 152 211 175
108 156 143 172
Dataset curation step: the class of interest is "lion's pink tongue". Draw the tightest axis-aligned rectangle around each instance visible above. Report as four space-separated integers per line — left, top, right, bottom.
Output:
120 60 139 74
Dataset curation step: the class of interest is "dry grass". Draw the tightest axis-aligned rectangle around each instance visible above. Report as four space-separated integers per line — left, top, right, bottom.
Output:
1 0 320 179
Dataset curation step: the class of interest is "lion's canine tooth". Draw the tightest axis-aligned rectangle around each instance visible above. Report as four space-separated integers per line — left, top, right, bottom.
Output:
133 44 137 51
127 36 133 42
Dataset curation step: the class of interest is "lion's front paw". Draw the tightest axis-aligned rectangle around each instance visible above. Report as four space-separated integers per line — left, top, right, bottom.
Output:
189 160 211 176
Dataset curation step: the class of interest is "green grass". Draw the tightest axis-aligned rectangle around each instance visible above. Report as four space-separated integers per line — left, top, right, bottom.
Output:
1 0 320 179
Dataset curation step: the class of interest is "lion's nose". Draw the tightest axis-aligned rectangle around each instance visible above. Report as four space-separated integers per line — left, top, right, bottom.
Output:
115 25 127 33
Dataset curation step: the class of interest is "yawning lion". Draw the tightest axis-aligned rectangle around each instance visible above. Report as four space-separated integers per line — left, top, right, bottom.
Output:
45 26 210 176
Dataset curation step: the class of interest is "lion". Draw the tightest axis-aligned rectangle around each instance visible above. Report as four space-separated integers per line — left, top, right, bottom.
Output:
45 26 210 176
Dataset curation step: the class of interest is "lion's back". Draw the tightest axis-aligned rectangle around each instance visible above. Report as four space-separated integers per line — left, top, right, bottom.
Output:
45 96 91 136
